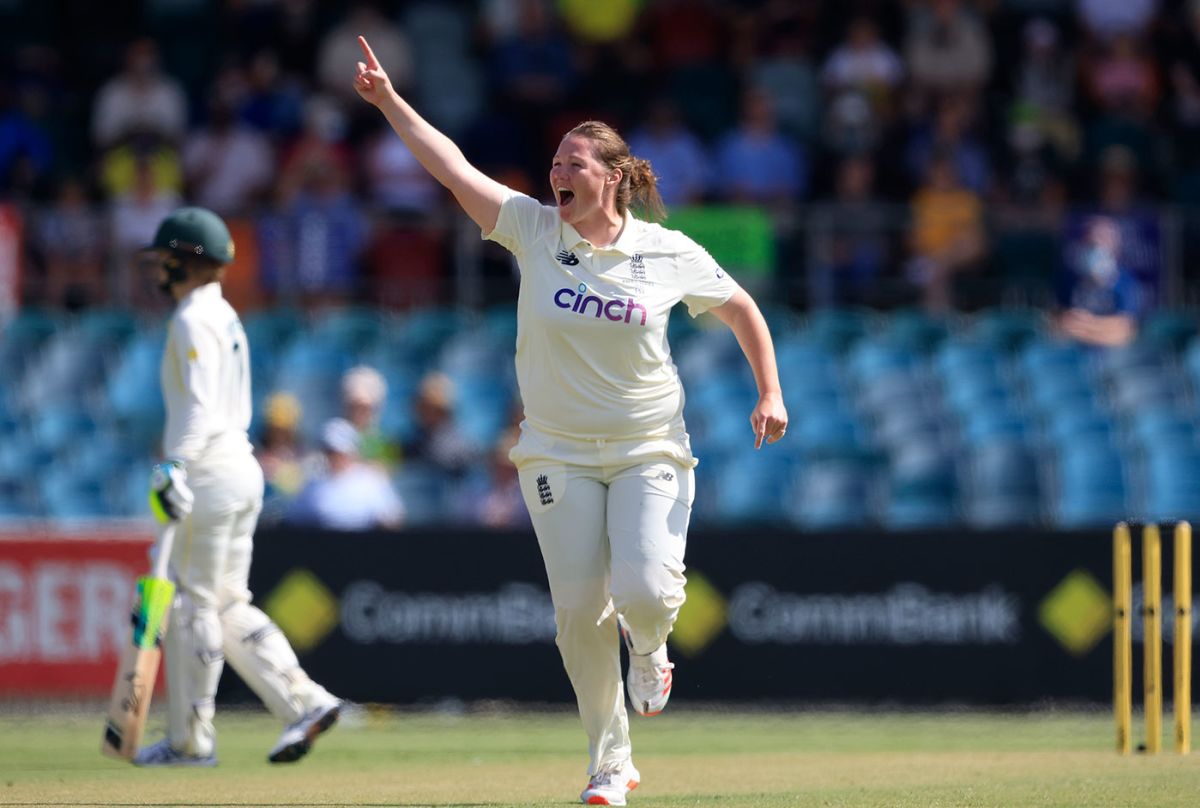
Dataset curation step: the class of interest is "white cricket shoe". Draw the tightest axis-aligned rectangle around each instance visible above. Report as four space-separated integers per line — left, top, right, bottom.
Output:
268 700 341 763
580 760 640 806
622 627 674 717
133 738 217 767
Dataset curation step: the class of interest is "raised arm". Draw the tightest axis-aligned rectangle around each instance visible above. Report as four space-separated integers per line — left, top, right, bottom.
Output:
354 35 507 233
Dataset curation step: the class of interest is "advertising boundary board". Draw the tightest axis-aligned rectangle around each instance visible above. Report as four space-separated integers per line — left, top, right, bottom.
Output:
1 526 1188 704
231 526 1181 706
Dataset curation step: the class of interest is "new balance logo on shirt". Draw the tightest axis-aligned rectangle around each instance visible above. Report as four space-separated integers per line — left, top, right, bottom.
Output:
556 249 579 266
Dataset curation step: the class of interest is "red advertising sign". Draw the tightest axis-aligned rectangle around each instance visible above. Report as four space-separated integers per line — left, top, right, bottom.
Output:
0 204 22 320
0 532 154 696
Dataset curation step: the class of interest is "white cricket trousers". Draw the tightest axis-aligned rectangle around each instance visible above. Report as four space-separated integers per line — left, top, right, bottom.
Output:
519 458 693 775
165 455 334 756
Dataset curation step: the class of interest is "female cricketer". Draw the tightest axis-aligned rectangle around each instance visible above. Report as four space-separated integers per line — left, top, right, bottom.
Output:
354 36 787 806
134 206 342 766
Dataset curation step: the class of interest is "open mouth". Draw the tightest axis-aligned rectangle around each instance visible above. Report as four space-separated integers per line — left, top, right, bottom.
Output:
557 188 575 206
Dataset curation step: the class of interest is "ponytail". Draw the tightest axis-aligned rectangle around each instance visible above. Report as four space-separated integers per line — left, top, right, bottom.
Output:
564 120 668 221
628 157 667 222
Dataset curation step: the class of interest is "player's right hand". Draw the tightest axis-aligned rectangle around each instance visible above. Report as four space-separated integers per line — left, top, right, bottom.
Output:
354 35 393 107
149 460 194 523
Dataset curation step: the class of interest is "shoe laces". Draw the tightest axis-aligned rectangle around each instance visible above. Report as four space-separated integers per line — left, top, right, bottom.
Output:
588 765 628 788
629 653 673 690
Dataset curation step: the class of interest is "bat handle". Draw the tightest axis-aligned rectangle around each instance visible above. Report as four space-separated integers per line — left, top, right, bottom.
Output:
150 523 176 580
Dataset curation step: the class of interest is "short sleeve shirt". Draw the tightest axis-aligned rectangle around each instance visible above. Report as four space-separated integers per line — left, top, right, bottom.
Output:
484 190 739 443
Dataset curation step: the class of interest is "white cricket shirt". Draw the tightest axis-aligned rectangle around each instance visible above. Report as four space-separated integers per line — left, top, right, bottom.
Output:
160 282 254 466
484 190 739 467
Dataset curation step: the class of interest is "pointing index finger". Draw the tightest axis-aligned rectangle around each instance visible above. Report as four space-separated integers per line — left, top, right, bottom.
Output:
358 35 380 69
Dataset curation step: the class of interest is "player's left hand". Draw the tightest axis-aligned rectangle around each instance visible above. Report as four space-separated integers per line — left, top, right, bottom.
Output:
751 391 788 450
149 460 194 523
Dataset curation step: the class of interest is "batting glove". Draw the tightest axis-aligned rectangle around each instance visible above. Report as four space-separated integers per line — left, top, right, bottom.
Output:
149 460 194 523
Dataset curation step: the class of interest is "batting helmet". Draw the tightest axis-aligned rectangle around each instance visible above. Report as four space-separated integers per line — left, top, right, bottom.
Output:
150 206 236 265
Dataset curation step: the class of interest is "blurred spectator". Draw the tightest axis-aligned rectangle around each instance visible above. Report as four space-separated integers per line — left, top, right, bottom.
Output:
1056 216 1141 347
821 17 904 118
32 179 107 310
183 75 274 215
906 96 991 194
641 0 724 70
261 97 365 305
256 392 307 501
285 417 405 531
341 365 400 471
402 372 479 478
1076 0 1158 42
458 427 530 529
715 89 807 204
362 123 442 215
0 79 53 199
1082 34 1159 122
91 38 187 148
1009 17 1079 165
751 20 820 143
809 155 892 307
558 0 641 44
627 99 709 208
237 50 306 139
317 2 412 103
907 151 986 311
905 0 993 101
108 157 181 308
491 0 577 118
99 134 183 199
1166 2 1200 167
1062 145 1162 306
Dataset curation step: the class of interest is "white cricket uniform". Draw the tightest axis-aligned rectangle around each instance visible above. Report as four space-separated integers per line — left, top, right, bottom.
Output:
160 282 335 757
484 190 739 775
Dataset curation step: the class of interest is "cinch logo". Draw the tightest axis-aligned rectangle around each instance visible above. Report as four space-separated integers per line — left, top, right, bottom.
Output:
553 283 648 326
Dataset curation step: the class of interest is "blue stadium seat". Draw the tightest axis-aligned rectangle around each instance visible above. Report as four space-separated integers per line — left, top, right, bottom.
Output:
966 308 1043 353
878 309 949 355
1138 310 1197 355
242 307 305 355
309 306 385 357
709 451 795 523
786 457 873 529
962 439 1042 527
846 338 918 383
1018 339 1089 380
106 332 166 448
881 443 958 529
0 308 58 380
803 308 870 354
40 470 113 519
32 407 99 454
1053 443 1128 528
1142 448 1200 522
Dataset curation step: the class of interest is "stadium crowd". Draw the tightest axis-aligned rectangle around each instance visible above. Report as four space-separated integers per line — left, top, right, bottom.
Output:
1 0 1198 311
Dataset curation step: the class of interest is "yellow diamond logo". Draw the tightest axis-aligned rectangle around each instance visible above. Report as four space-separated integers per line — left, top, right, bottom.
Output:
262 568 339 653
670 569 727 658
1039 569 1111 656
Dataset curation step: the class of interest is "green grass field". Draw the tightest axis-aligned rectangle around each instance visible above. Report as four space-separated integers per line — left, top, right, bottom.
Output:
2 706 1199 807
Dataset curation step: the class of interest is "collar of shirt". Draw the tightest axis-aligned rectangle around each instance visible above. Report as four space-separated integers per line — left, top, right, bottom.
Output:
560 210 641 255
178 281 224 308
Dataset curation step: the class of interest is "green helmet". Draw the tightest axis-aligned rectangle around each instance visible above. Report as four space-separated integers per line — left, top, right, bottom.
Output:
151 206 235 265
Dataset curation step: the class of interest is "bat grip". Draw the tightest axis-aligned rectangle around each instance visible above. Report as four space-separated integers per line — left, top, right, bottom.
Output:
150 523 176 580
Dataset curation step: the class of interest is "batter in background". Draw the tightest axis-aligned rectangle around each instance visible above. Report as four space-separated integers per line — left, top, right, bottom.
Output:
356 35 788 807
136 206 342 767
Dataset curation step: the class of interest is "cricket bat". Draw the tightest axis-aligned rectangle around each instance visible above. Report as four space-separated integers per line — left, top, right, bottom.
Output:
101 523 177 761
